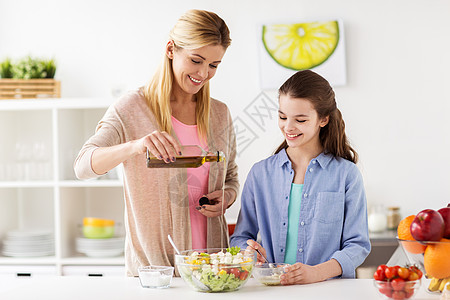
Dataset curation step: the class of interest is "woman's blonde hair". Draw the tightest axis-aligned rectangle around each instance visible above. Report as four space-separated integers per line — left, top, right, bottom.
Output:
143 9 231 139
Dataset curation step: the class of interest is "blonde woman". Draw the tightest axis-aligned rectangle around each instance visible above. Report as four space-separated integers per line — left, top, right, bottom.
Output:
74 10 238 276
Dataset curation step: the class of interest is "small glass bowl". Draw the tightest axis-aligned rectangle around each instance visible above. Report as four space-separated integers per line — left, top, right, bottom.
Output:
138 266 174 289
252 263 288 286
373 279 421 299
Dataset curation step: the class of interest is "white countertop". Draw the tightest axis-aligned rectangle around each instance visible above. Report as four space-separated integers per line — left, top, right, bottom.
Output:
0 276 440 300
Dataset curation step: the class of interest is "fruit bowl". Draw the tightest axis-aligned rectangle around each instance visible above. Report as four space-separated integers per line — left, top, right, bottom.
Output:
374 279 421 299
397 238 450 294
252 263 288 286
175 247 256 293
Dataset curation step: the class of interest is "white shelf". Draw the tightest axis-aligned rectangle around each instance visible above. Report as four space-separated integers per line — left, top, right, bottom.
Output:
0 181 55 188
0 99 125 275
0 256 57 265
0 98 116 110
58 180 123 188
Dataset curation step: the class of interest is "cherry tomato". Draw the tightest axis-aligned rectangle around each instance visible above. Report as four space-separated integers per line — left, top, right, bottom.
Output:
239 270 249 280
377 264 388 274
407 271 419 281
385 266 399 279
373 269 386 281
404 289 414 299
391 278 406 291
228 268 240 278
397 267 410 280
392 290 406 300
378 281 392 297
408 266 423 279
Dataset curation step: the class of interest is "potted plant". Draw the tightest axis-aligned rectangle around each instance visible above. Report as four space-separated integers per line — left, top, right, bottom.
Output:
0 56 60 99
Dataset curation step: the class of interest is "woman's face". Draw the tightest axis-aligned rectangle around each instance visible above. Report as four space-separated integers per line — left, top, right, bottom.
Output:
167 42 226 96
278 94 329 150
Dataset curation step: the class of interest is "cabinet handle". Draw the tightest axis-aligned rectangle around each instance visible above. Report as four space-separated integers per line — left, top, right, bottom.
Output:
16 273 31 277
88 273 103 277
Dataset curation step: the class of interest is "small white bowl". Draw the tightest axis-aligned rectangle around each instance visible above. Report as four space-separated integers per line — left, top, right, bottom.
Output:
138 266 174 288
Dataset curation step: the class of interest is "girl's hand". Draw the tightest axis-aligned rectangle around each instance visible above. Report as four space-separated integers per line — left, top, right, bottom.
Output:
136 130 182 163
246 240 268 263
197 189 233 217
280 263 322 285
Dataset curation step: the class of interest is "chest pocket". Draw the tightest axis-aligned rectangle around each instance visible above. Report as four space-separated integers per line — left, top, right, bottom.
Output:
314 192 345 223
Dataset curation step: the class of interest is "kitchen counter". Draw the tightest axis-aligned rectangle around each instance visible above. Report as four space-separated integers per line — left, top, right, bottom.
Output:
0 276 440 300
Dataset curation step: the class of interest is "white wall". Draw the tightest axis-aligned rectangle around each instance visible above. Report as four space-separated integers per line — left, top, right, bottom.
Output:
1 0 449 221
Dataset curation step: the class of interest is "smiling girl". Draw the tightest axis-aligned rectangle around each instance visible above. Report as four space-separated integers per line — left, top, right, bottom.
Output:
74 10 238 276
230 70 370 284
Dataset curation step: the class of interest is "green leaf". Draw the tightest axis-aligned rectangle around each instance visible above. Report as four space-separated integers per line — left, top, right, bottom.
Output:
226 246 240 256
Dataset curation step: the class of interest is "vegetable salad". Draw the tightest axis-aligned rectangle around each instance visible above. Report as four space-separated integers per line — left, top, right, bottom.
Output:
178 247 255 292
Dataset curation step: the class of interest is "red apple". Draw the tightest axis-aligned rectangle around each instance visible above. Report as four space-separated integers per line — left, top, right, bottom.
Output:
437 207 450 238
410 209 445 241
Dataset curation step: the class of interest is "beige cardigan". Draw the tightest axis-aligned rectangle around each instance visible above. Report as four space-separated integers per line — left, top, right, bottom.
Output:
74 89 239 276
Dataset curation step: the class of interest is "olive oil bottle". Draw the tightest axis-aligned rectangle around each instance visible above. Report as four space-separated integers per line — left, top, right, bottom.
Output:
146 145 225 168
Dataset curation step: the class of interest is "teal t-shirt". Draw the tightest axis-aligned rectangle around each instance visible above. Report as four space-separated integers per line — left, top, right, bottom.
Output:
284 183 303 265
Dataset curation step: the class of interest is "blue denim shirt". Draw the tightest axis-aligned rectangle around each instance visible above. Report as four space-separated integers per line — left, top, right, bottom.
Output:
230 149 371 278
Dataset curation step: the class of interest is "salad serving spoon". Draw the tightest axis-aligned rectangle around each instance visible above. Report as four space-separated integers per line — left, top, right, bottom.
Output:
167 235 210 292
254 248 275 268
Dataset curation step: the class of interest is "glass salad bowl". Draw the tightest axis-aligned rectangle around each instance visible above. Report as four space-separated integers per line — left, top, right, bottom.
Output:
175 247 256 292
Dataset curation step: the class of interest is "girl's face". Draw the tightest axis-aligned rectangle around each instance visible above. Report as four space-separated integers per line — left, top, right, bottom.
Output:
167 42 225 96
278 94 329 150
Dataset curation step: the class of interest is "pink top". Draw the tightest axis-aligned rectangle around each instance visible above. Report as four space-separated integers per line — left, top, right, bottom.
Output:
171 116 209 249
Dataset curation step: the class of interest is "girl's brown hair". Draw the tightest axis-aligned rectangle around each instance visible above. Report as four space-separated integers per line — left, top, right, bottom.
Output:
274 70 358 163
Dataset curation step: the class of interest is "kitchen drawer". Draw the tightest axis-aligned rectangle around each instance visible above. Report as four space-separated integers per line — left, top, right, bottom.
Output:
0 265 57 277
62 265 125 277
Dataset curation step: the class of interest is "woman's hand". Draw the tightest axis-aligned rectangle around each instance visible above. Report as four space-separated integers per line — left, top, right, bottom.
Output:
246 240 268 263
136 130 182 163
196 189 235 217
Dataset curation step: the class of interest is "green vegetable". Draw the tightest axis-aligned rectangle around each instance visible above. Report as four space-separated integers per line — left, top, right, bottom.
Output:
226 246 240 256
199 269 244 292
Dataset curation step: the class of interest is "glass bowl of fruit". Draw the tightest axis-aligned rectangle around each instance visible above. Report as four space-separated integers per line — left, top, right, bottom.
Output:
175 247 256 292
397 239 450 294
373 264 422 299
396 207 450 294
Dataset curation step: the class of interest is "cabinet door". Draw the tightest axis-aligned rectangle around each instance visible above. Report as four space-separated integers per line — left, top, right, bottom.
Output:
0 110 53 181
57 108 108 181
59 187 124 258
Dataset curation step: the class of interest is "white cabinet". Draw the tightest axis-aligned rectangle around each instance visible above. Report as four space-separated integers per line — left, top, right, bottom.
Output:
0 98 125 276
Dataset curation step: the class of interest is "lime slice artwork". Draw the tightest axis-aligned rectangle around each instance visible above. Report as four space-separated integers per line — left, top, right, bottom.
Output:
262 21 340 70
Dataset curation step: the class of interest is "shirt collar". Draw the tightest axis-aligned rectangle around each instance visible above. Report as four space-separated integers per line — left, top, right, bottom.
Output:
276 148 334 169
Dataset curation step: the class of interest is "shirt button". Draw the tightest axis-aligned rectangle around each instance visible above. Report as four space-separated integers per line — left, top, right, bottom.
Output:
298 248 303 253
283 223 286 226
300 221 305 226
309 168 313 172
304 193 308 198
312 161 316 164
281 249 284 252
285 196 288 199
